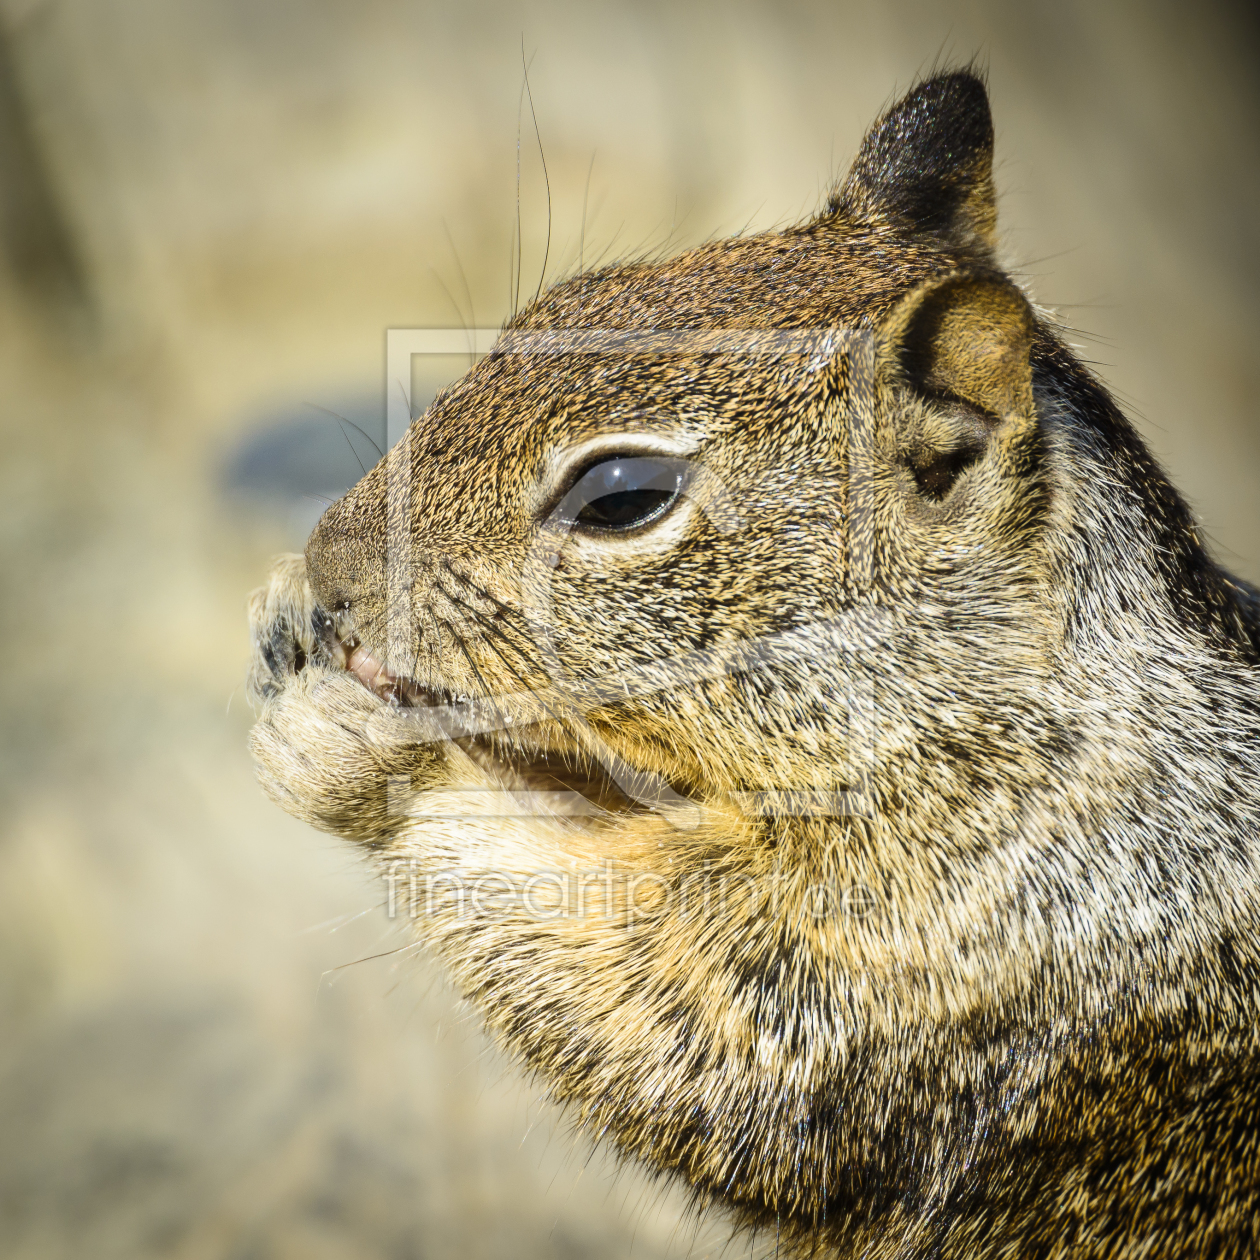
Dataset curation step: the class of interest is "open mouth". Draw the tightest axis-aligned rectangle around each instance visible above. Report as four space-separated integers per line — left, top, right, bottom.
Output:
328 626 674 816
336 632 439 707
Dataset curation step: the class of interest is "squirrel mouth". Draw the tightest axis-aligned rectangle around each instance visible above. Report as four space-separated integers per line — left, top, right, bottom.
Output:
330 629 667 816
338 635 434 705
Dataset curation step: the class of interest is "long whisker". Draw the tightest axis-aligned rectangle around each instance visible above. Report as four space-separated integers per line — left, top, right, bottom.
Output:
442 217 478 366
431 266 469 336
464 616 531 692
579 148 595 316
472 627 592 776
444 617 511 736
441 586 542 685
440 568 695 813
441 578 553 702
448 597 581 742
305 403 385 461
522 41 551 307
458 609 535 689
448 592 688 813
435 561 591 742
441 558 531 627
431 573 539 698
513 59 526 317
335 417 366 478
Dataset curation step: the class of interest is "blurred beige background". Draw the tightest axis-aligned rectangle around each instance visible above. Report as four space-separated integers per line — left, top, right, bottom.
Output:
1 2 1257 1258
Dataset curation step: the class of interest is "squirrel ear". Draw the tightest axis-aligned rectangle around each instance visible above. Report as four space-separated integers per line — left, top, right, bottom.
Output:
881 271 1036 424
874 272 1040 509
826 71 997 258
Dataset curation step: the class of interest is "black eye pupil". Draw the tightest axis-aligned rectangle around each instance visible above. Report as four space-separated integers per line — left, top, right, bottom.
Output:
568 456 683 531
579 487 675 528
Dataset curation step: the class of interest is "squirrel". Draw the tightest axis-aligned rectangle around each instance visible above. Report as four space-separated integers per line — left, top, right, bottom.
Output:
247 71 1260 1258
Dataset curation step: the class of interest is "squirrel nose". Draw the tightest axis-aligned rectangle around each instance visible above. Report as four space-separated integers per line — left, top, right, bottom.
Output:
304 472 387 616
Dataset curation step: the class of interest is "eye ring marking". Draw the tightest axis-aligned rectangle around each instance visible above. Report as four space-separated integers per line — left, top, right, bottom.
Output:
556 454 689 534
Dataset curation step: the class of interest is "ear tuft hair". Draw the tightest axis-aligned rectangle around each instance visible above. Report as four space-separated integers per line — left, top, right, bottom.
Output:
826 71 997 258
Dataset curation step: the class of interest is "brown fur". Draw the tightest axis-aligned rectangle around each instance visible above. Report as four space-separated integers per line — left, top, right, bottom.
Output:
248 72 1260 1257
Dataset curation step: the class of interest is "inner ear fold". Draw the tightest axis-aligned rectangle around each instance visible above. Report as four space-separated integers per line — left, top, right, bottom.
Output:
903 401 993 500
880 271 1038 498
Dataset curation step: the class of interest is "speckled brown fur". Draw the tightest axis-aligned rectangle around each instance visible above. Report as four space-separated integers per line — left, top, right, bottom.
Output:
247 72 1260 1257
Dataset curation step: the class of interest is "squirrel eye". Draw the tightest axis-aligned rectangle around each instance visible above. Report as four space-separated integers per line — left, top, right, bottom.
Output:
563 455 685 532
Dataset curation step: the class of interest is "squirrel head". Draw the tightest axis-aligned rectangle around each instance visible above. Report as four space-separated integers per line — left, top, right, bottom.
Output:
305 70 1048 818
258 70 1259 1239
